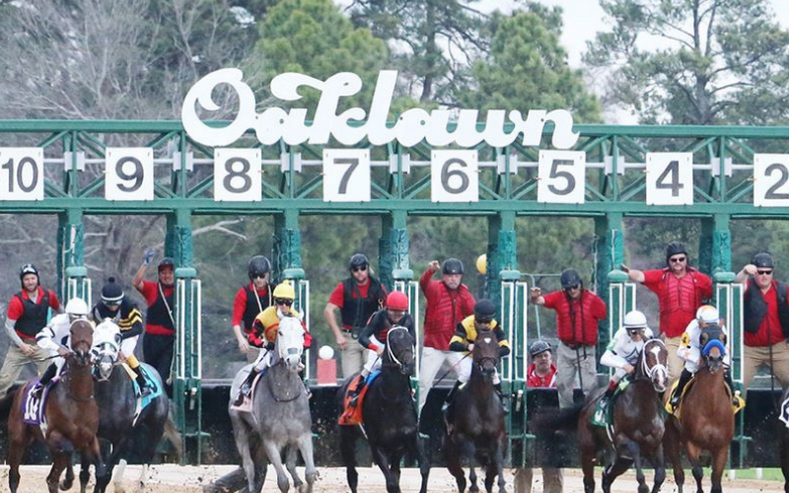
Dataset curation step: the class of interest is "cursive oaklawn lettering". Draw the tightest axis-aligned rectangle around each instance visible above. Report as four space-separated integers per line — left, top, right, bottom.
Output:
182 69 579 149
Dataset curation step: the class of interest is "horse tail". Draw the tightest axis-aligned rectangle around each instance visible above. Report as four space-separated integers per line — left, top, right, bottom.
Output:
532 403 584 437
0 384 22 419
163 406 184 460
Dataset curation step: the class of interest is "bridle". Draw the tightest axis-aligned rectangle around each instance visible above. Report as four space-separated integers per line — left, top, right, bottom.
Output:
639 338 668 389
384 326 413 369
472 333 500 374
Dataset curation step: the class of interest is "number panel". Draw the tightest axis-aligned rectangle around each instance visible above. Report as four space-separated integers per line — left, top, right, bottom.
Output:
537 150 586 204
0 147 44 201
431 150 478 203
105 148 154 201
754 154 789 207
323 149 370 202
214 148 261 202
646 152 693 205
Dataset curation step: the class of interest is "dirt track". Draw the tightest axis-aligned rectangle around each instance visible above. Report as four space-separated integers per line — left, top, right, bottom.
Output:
0 465 784 492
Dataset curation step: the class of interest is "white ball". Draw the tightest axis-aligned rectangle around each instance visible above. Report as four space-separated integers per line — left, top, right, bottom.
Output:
318 345 335 360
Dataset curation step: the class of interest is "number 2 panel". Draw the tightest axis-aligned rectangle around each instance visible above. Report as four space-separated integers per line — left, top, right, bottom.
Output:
646 153 693 206
754 154 789 207
105 148 154 201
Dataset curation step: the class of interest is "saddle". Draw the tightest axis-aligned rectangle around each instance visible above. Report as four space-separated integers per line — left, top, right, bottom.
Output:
664 376 745 417
338 372 380 426
230 369 265 413
591 379 630 428
119 364 163 424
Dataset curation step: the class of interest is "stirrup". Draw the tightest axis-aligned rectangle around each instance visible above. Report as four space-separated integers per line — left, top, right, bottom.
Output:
140 385 153 397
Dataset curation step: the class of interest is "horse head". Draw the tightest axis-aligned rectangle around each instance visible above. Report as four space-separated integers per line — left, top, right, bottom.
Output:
275 316 305 372
91 318 123 381
700 323 727 373
383 326 415 376
639 338 668 392
69 319 95 366
472 330 500 378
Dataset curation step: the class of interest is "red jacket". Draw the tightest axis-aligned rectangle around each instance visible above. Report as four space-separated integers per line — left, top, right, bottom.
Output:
420 269 475 350
527 363 558 388
543 290 606 346
643 268 712 338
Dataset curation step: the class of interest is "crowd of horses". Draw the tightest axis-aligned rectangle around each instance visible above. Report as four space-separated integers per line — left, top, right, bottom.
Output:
7 318 789 493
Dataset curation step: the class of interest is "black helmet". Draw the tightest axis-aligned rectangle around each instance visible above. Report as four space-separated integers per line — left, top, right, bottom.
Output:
158 257 175 271
529 340 552 357
101 277 124 305
19 263 39 281
349 253 369 270
442 258 464 275
248 255 271 279
665 242 687 264
474 299 496 321
560 268 582 289
751 252 774 269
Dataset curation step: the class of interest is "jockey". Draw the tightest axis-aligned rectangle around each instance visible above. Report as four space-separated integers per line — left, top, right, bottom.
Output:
670 304 737 410
31 297 91 396
90 277 151 396
598 310 655 409
233 281 311 405
347 291 415 406
445 299 511 411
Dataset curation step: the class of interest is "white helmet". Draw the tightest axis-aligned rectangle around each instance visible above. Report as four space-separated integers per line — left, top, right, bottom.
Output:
623 310 648 331
65 298 89 317
696 305 720 324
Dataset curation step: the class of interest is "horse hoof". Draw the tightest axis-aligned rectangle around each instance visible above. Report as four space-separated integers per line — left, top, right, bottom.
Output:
59 479 73 491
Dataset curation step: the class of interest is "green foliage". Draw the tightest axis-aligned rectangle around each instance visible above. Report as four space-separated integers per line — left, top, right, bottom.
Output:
586 0 789 125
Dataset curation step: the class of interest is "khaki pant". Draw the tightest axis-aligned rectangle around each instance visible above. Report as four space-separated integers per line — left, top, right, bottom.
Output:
0 343 51 399
339 338 369 380
663 335 684 385
556 342 597 409
742 341 789 393
513 467 564 493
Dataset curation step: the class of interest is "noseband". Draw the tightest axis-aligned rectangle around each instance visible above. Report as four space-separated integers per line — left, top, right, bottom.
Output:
384 326 412 369
639 339 668 382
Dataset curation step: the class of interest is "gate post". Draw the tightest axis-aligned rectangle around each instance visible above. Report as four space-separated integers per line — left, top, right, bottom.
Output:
701 214 732 274
57 208 90 304
487 211 517 308
380 210 410 291
596 213 624 363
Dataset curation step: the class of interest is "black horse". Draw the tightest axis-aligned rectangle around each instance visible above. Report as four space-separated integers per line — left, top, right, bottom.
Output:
437 331 507 493
338 326 429 493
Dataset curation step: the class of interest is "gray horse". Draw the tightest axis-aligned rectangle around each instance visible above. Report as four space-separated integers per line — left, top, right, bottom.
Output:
229 316 318 493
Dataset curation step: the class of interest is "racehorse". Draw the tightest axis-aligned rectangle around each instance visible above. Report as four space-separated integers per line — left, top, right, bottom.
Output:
577 338 668 493
439 330 507 493
664 322 734 493
6 319 105 493
229 316 317 493
337 326 429 493
67 319 181 493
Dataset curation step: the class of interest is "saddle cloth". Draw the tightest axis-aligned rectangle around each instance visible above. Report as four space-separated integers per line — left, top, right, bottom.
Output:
230 368 265 413
780 395 789 428
22 378 56 426
338 371 381 426
591 379 630 428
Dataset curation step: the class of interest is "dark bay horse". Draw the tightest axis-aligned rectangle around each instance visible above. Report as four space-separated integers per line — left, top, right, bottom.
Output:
229 316 317 493
338 326 429 493
438 331 507 493
68 319 180 493
7 319 105 493
577 338 668 493
664 323 734 493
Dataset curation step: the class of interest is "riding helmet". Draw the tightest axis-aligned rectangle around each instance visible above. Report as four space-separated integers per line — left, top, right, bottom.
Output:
696 305 720 324
442 258 464 275
529 340 552 357
386 291 409 311
158 257 175 271
623 310 648 330
474 299 496 320
19 263 39 282
665 242 687 264
349 253 369 271
248 255 271 279
65 297 90 317
273 280 296 300
560 268 582 289
751 252 774 269
101 277 125 305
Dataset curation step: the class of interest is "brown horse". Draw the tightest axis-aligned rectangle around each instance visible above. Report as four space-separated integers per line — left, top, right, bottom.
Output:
439 331 507 493
577 338 669 493
6 319 104 493
664 323 733 493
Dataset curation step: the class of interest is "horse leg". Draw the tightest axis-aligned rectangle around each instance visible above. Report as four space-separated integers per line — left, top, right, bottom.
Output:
601 456 634 493
285 446 304 491
415 432 431 493
664 419 685 493
94 439 124 493
297 432 318 493
445 437 467 493
262 439 291 493
233 423 259 492
61 457 75 491
649 444 667 493
7 429 32 493
625 440 649 493
580 446 597 493
686 443 705 493
468 466 478 493
113 459 128 493
709 446 728 493
370 444 398 493
48 452 70 493
340 426 359 493
489 439 506 493
390 450 404 492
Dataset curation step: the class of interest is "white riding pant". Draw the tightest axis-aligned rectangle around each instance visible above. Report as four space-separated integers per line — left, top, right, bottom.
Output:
252 347 273 372
418 347 465 412
120 335 139 359
457 355 501 385
362 336 383 374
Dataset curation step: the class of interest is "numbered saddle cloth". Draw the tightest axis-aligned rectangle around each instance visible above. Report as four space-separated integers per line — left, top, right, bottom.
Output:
591 379 630 428
338 371 381 426
22 379 55 427
780 395 789 428
120 364 164 424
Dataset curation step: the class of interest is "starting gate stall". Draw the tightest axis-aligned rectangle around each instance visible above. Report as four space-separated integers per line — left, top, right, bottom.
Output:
1 69 789 467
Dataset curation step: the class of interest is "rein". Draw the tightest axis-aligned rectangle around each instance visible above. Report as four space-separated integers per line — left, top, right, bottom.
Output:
639 339 668 383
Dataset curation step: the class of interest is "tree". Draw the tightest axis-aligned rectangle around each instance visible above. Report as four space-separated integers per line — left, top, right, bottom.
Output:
585 0 789 125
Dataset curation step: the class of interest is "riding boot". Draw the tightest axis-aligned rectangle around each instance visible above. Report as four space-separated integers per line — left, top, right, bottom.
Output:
670 369 693 409
133 365 152 397
348 375 367 407
723 368 739 406
32 363 58 397
302 377 312 399
234 368 259 407
598 379 618 409
441 381 462 413
493 383 509 414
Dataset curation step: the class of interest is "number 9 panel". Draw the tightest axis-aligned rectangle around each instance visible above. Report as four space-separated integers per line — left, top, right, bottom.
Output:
105 148 154 201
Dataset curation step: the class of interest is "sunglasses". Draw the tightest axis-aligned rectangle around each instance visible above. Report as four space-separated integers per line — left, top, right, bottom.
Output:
669 256 687 263
757 269 773 275
252 274 267 279
476 317 493 324
351 266 368 272
275 298 293 306
628 329 644 335
564 284 580 291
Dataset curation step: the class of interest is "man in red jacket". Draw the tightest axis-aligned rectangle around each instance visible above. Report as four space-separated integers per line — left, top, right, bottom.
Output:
623 242 712 384
531 268 606 409
417 258 475 414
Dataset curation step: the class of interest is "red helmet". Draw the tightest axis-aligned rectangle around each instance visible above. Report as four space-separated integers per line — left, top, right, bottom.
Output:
386 291 408 311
